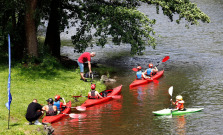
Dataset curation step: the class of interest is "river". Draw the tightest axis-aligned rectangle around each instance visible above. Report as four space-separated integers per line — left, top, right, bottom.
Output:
53 0 223 134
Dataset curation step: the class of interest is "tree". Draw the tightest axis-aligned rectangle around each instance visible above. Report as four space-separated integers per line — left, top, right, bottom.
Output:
25 0 38 57
0 0 210 62
44 0 62 59
44 0 210 57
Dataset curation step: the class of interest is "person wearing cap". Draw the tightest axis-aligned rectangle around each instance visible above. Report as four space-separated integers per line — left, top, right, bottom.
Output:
54 95 66 113
170 95 185 110
88 84 103 99
25 99 44 125
77 52 96 82
42 98 57 116
143 63 158 79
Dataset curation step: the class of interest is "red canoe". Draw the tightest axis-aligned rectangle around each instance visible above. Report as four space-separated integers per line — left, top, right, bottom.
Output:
129 70 164 88
81 85 122 108
42 101 71 123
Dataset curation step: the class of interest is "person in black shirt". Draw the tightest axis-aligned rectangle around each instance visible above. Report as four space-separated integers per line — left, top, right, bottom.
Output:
25 99 43 125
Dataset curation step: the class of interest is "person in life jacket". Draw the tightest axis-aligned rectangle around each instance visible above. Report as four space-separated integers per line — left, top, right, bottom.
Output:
171 95 185 110
54 95 66 114
136 66 146 80
88 84 103 99
42 98 57 116
143 63 158 79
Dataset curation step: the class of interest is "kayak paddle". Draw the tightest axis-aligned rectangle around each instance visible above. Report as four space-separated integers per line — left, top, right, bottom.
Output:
168 86 173 116
132 68 138 72
69 113 87 119
162 56 170 63
69 106 86 111
152 79 159 84
109 95 122 99
72 96 88 98
156 56 170 67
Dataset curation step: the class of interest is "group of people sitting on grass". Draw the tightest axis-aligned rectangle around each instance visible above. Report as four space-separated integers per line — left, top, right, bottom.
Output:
136 63 158 80
25 95 66 125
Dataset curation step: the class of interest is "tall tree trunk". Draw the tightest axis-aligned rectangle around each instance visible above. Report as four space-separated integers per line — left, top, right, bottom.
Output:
45 0 61 59
25 0 38 57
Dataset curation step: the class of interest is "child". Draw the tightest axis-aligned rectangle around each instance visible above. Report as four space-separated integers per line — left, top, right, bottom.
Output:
136 66 143 80
88 84 103 99
143 63 158 79
171 95 185 110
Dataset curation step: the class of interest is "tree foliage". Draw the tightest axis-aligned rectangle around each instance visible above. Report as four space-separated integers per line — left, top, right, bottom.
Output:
0 0 210 61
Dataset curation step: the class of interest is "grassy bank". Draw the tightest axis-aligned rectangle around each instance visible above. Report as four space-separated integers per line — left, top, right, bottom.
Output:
0 60 106 134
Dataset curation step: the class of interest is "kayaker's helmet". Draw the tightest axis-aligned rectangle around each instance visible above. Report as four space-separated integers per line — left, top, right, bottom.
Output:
176 95 183 100
46 98 54 104
91 84 96 90
137 66 142 70
55 95 61 101
148 63 153 68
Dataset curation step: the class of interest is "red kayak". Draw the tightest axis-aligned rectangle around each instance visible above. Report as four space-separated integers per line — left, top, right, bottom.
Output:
42 101 71 123
129 70 164 88
81 85 122 108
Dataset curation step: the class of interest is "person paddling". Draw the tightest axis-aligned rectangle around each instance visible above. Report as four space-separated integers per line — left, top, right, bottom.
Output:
42 98 57 116
171 95 185 111
143 63 158 79
88 84 103 99
54 95 66 114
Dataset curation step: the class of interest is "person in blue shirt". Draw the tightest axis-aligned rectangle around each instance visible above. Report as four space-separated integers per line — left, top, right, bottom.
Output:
136 66 145 80
54 95 66 114
143 63 158 79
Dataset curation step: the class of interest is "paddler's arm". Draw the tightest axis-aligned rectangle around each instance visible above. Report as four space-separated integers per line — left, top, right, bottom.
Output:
61 97 66 105
96 91 103 99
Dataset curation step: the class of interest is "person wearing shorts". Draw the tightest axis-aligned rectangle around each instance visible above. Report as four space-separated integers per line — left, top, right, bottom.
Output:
77 52 96 82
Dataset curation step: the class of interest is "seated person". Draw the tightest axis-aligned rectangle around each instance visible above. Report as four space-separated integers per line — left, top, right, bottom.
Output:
42 98 57 116
88 84 103 99
54 95 66 113
136 66 144 80
143 63 158 79
171 95 185 110
25 99 43 125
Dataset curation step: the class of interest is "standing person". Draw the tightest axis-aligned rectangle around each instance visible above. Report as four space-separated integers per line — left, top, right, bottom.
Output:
171 95 185 110
25 99 43 125
143 63 158 79
77 52 96 82
54 95 66 114
88 84 103 99
42 98 57 116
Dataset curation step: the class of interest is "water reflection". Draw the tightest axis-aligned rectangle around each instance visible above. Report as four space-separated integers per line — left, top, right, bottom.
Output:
52 99 122 135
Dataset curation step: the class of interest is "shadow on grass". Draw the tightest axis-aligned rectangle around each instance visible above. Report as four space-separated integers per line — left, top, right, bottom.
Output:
16 64 63 80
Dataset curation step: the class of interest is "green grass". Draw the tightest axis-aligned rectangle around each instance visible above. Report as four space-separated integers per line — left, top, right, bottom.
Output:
0 62 106 134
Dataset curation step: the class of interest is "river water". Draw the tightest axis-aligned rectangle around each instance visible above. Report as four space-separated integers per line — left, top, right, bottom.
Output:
53 0 223 134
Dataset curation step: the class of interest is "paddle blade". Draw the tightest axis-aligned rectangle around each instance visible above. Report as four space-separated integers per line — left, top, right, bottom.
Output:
76 106 86 111
132 68 138 72
111 95 122 99
69 113 87 119
153 79 159 84
162 56 170 63
168 86 173 96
